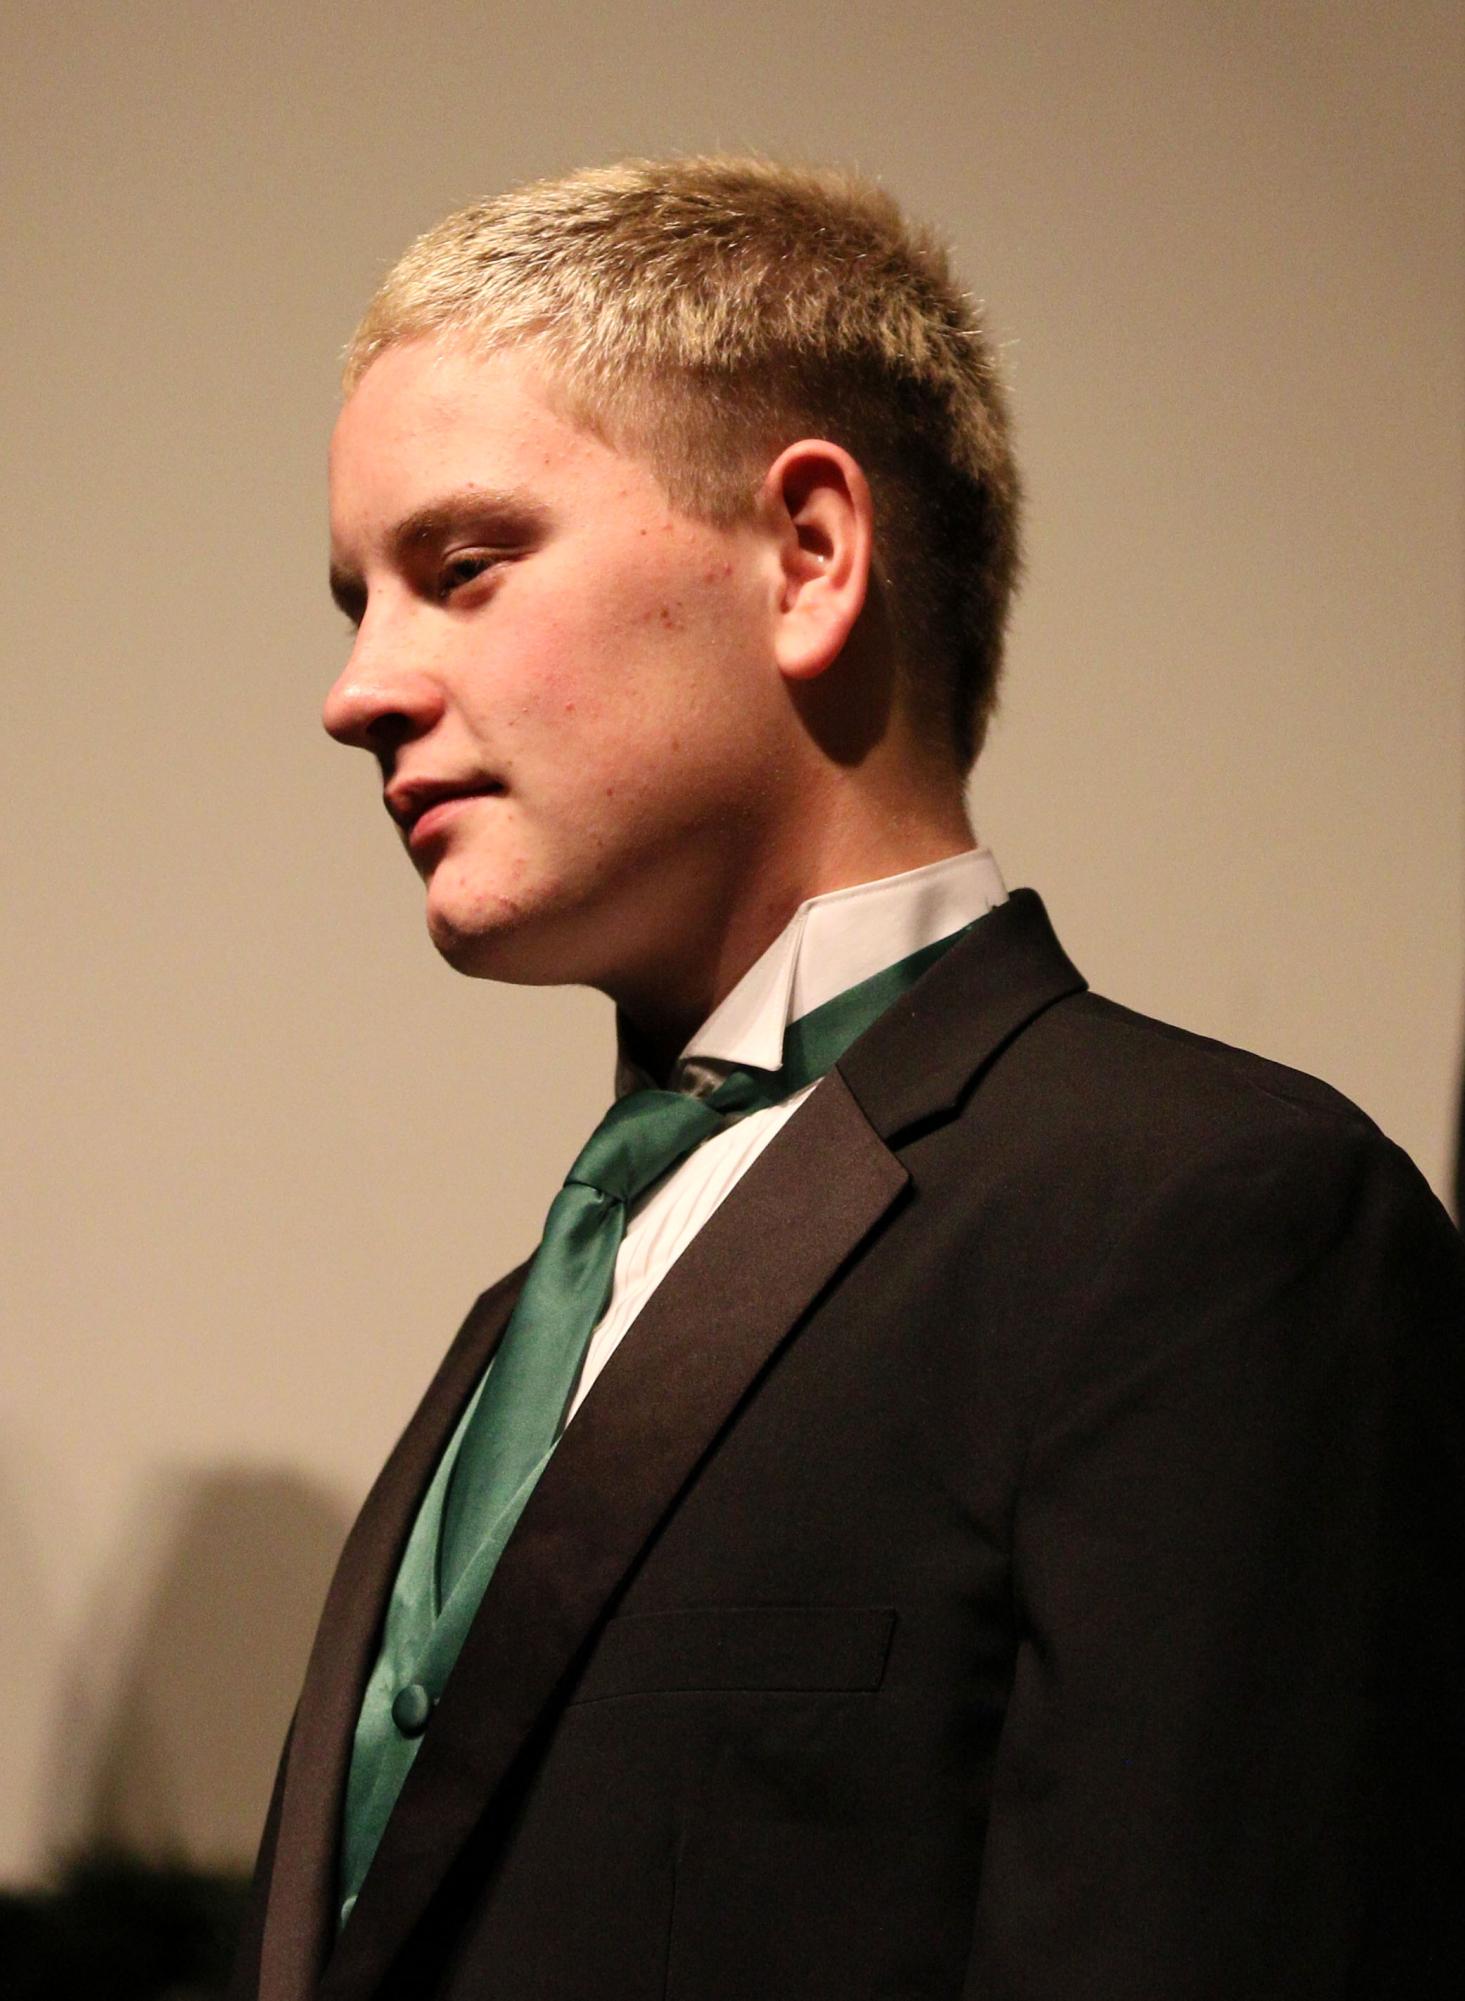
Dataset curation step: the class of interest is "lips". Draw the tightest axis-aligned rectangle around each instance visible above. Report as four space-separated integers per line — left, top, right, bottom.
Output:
386 778 504 844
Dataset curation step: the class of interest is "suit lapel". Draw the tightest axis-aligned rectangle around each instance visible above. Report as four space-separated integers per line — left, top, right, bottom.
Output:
838 888 1087 1141
256 1266 525 2001
319 1068 908 2001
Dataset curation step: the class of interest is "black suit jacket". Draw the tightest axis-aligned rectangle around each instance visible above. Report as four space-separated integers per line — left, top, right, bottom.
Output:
233 891 1465 2000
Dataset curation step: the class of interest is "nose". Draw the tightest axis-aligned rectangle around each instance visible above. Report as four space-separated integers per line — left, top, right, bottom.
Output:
322 624 446 754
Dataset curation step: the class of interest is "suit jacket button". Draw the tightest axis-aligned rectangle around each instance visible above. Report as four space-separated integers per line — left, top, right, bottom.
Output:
391 1682 433 1735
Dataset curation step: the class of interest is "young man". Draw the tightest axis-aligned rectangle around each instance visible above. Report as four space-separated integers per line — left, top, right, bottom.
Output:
234 159 1465 2000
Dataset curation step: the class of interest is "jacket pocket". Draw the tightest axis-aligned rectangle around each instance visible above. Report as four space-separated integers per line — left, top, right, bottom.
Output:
565 1604 896 1704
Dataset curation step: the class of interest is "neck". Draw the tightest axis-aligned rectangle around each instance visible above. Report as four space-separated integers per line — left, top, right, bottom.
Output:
610 789 977 1080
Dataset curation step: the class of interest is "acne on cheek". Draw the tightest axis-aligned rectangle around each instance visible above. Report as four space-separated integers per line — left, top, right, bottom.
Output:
638 557 736 633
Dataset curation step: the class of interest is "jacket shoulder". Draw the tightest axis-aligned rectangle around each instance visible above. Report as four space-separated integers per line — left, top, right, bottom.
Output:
928 986 1458 1296
997 986 1400 1174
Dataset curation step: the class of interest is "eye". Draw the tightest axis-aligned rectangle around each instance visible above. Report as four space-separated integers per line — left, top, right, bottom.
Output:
437 550 502 600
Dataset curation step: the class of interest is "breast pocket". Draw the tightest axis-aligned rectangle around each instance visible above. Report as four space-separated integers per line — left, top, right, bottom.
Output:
565 1604 896 1703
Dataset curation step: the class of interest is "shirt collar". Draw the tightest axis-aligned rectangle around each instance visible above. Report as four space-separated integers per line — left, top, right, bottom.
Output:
616 847 1008 1098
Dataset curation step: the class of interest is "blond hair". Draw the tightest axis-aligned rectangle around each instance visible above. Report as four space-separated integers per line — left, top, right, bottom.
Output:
346 156 1021 767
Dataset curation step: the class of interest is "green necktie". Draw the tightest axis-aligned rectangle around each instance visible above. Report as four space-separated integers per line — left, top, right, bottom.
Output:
436 1087 726 1599
436 921 970 1602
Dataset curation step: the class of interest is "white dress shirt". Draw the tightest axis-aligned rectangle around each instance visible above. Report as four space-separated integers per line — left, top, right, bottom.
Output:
562 847 1007 1424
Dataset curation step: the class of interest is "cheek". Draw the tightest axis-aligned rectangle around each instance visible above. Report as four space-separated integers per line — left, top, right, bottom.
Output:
463 611 607 736
493 539 765 771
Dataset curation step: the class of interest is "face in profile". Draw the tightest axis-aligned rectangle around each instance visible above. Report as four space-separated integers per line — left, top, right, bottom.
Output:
324 339 790 1000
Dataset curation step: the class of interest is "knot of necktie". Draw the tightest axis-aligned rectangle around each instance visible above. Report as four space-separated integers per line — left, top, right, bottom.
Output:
564 1088 727 1206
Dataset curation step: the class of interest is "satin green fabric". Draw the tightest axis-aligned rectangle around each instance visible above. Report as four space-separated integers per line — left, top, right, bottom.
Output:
436 1088 731 1603
337 924 971 1926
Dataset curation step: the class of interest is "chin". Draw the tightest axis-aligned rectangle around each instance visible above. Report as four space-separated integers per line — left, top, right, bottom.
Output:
424 892 600 990
428 910 530 983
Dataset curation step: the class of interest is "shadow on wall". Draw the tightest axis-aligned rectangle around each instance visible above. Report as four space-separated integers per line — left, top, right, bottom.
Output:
44 1466 351 1870
0 1450 56 1884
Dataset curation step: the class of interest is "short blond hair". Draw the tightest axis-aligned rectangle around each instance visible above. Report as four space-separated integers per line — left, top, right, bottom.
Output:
346 156 1021 767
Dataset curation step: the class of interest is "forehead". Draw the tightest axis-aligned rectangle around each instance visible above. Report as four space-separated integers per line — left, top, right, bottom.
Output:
328 339 651 545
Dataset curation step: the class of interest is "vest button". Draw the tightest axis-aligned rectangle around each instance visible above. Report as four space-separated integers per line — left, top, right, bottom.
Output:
391 1682 433 1735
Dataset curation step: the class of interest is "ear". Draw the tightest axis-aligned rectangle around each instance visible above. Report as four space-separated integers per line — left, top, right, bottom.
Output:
762 440 874 683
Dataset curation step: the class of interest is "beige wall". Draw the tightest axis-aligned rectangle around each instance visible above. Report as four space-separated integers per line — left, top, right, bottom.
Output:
4 0 1461 1884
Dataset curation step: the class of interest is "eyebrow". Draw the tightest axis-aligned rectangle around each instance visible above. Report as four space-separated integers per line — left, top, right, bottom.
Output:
329 485 551 621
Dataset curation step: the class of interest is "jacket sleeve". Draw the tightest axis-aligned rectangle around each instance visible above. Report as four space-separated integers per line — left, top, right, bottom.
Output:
963 1116 1465 1999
